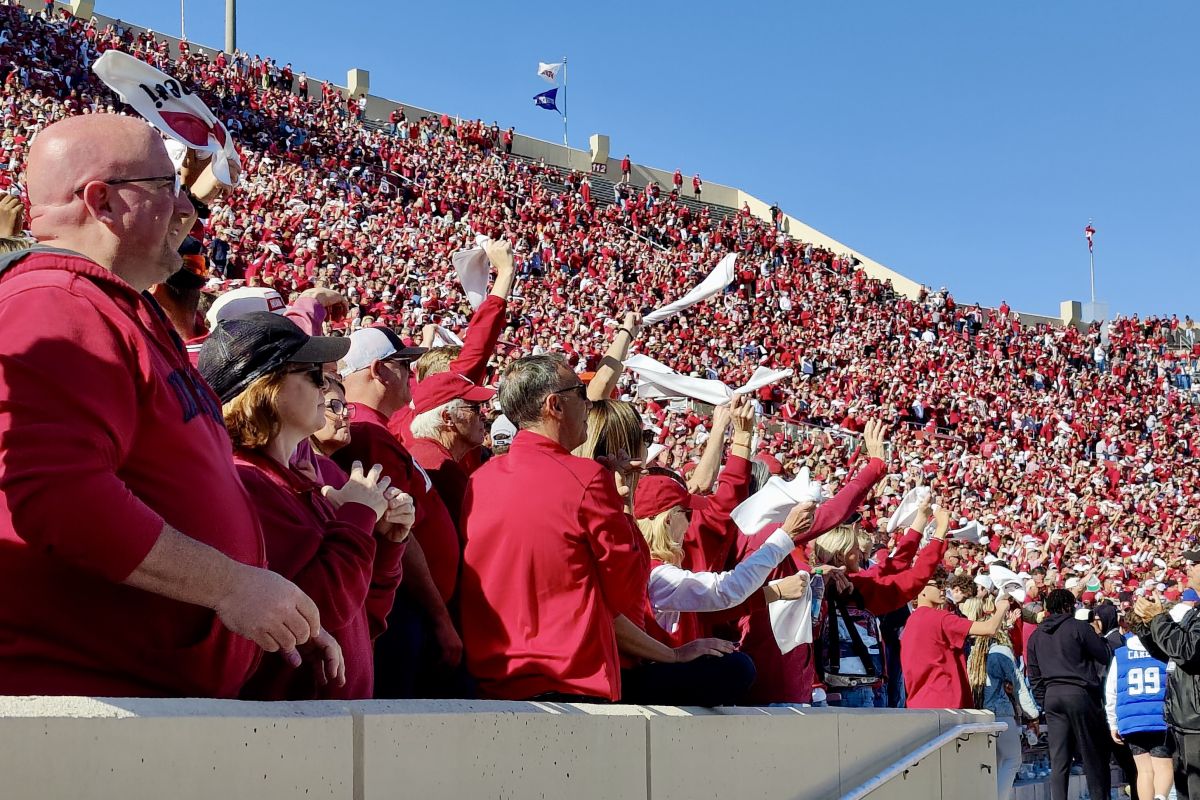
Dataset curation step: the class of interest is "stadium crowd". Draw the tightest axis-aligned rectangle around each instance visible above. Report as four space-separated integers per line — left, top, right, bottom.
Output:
5 3 1200 799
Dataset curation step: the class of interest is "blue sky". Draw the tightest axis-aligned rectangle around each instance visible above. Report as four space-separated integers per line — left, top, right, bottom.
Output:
97 1 1199 319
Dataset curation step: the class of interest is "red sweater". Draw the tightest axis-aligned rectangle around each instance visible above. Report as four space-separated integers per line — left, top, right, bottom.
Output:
460 430 645 700
234 449 403 700
0 249 264 697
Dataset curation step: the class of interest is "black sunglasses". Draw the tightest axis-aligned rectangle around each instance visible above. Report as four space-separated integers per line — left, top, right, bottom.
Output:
285 363 326 389
550 383 588 402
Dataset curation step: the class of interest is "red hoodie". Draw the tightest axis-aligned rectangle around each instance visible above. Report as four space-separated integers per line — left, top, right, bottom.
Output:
0 248 265 697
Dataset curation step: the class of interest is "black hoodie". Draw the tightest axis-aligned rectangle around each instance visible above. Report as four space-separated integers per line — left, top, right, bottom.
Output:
1026 612 1111 708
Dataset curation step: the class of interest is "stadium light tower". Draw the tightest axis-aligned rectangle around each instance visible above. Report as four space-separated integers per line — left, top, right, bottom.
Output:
224 0 236 53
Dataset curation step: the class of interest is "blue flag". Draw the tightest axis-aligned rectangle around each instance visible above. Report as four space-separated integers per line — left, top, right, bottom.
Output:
533 88 559 112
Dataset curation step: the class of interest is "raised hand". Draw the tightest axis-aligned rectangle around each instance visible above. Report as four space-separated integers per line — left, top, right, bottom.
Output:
862 419 887 461
781 500 817 540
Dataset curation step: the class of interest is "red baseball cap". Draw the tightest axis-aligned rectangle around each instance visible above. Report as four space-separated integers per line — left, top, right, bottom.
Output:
634 475 710 520
411 372 495 416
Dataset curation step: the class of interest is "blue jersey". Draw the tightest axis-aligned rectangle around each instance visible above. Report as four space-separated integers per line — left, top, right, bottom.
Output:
1110 634 1168 736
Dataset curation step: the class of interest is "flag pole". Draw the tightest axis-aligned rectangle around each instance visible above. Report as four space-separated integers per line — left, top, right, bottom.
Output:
560 56 568 149
1088 218 1096 304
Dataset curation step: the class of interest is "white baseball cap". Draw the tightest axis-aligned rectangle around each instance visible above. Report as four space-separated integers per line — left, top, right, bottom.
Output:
206 287 285 327
490 414 517 446
339 327 426 377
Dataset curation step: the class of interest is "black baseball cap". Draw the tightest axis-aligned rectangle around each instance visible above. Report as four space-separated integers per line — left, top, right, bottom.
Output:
1183 551 1200 563
198 311 350 403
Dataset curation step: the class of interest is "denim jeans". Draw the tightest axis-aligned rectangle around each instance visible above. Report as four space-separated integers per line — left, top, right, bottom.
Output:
832 685 877 708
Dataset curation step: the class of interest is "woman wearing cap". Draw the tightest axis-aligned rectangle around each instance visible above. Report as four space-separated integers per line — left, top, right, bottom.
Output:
635 474 816 646
199 312 414 700
962 595 1040 800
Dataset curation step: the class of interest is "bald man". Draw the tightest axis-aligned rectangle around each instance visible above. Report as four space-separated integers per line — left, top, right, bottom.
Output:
0 114 335 697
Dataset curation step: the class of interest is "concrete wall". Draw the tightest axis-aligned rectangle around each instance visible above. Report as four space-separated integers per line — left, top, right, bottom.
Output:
0 697 1000 800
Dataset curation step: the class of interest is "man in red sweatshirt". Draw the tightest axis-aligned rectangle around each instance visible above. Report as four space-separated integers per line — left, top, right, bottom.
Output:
0 114 329 696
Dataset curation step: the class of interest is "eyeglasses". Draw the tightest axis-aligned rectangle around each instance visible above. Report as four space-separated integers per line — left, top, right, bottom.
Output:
285 363 326 389
459 402 486 416
550 383 588 402
324 398 352 419
72 173 183 197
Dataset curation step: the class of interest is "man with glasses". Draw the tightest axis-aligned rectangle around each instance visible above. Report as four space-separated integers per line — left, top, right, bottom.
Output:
408 371 496 530
0 113 324 697
459 355 645 702
337 326 468 697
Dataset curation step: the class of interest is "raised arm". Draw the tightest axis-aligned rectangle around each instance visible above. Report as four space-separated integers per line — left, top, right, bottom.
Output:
448 239 516 384
588 311 642 402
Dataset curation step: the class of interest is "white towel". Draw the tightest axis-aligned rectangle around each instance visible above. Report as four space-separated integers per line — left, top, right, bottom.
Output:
643 253 738 324
92 50 239 186
731 471 827 536
768 581 813 655
626 354 792 406
449 235 491 308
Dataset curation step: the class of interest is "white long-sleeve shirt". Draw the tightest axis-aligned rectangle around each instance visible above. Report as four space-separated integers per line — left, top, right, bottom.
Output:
648 528 798 634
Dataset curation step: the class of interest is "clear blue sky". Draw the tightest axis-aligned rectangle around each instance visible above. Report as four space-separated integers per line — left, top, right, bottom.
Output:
96 0 1200 319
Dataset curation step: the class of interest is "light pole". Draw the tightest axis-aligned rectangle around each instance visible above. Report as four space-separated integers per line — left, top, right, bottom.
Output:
225 0 236 53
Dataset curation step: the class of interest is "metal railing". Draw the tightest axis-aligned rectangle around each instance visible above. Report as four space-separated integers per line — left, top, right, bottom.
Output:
839 720 1008 800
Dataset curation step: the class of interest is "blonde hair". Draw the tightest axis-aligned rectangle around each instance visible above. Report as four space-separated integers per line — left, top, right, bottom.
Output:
0 236 35 254
222 371 287 448
637 508 683 566
810 524 860 567
961 595 1012 707
574 399 647 497
414 346 462 381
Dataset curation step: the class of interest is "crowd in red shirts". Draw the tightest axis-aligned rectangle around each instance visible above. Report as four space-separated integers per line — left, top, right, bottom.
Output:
4 0 1200 719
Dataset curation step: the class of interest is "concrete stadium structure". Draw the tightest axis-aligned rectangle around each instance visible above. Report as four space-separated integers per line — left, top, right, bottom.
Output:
7 2 1088 798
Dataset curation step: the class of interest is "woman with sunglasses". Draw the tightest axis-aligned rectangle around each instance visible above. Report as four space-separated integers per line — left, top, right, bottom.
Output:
199 312 412 700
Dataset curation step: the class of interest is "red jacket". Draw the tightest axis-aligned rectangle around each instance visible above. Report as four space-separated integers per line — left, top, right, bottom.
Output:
234 449 403 700
459 430 645 700
336 403 460 603
0 249 264 697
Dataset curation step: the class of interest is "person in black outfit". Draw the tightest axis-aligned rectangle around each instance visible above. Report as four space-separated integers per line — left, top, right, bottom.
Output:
1136 549 1200 800
1027 589 1113 800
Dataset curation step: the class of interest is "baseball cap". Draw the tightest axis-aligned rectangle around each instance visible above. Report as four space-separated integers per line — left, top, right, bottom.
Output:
490 414 516 446
339 327 426 377
1183 550 1200 563
198 311 350 403
1183 589 1200 603
633 475 710 520
411 372 495 416
207 286 286 327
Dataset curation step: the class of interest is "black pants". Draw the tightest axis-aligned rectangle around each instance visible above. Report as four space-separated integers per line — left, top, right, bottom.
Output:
1172 728 1200 800
373 595 473 699
1044 685 1110 800
621 652 756 707
1111 738 1142 800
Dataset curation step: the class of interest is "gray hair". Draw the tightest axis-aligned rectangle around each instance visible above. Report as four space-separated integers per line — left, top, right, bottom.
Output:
499 354 567 429
410 398 466 440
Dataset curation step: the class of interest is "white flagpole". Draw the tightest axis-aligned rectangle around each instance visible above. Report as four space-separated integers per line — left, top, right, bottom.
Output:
560 56 568 148
1088 218 1096 304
